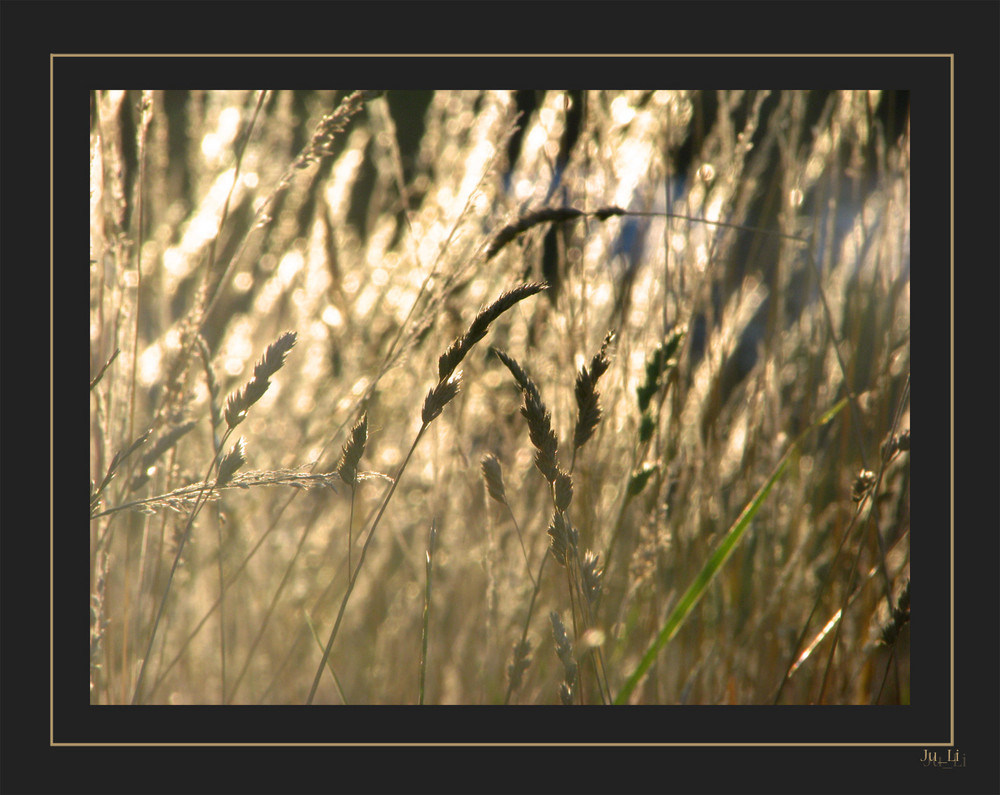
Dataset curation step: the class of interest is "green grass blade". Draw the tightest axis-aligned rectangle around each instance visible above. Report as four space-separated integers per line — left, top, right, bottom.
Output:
614 398 847 704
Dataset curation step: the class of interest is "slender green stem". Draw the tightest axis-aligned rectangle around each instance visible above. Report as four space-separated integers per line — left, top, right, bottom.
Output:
616 399 847 704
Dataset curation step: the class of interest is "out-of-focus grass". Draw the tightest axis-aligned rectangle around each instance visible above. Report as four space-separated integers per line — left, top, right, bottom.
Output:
90 90 910 705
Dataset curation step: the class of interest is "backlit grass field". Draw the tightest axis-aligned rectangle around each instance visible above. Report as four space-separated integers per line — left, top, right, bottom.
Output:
90 90 910 705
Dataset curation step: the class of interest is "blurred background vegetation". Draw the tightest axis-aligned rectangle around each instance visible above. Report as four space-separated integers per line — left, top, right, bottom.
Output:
91 90 910 705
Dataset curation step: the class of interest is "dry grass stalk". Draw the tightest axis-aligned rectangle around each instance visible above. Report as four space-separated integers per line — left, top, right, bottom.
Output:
484 205 627 261
308 281 547 703
89 347 120 391
195 333 224 434
95 467 344 518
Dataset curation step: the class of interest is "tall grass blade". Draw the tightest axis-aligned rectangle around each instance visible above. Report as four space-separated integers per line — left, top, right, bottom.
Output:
614 398 848 704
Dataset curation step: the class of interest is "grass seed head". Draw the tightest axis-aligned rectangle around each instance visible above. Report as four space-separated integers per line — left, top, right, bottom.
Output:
216 437 247 488
554 469 573 512
573 331 615 452
547 511 577 566
438 283 547 381
337 412 369 486
481 453 506 504
495 348 560 482
224 331 297 429
421 371 463 425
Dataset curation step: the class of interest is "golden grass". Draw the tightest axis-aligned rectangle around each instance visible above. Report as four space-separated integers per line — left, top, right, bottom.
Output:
90 90 910 705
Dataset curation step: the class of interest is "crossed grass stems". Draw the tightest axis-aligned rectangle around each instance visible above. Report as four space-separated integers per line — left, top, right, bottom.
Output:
102 220 904 707
90 90 910 706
